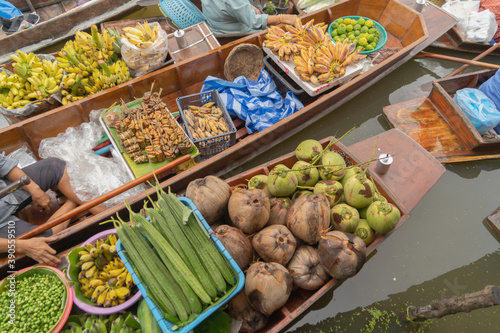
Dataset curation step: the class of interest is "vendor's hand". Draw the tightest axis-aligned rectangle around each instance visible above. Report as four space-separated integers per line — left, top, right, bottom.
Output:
31 188 51 212
281 14 298 26
287 1 294 14
252 5 260 15
17 236 60 266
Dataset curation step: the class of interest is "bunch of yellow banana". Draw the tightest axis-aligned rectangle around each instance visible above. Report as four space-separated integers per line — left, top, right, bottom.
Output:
263 25 303 61
293 39 366 84
296 22 330 50
56 25 131 105
121 21 159 48
77 233 135 307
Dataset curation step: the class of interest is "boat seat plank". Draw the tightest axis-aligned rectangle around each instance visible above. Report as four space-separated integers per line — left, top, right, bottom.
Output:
348 128 446 212
380 0 418 41
383 97 500 163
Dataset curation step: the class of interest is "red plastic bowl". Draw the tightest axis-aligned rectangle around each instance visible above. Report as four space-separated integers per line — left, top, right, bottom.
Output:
0 265 73 333
68 228 142 314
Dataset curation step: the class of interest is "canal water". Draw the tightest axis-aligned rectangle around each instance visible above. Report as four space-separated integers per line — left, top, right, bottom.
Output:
232 49 500 333
40 6 500 332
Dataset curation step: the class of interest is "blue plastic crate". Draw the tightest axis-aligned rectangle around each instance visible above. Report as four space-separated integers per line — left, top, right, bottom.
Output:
116 197 244 333
158 0 206 29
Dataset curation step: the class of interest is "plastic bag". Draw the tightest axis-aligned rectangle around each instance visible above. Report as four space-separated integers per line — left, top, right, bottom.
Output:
120 22 169 77
479 69 500 133
442 0 480 35
466 9 498 42
0 54 62 118
38 110 147 207
453 88 500 135
7 145 37 169
201 68 304 134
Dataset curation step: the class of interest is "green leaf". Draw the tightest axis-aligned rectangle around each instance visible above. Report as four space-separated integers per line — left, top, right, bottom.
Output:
193 310 231 333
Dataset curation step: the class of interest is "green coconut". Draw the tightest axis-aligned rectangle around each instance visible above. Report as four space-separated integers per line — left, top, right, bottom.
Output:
313 180 343 207
343 173 375 209
291 190 313 202
355 219 375 246
292 161 320 187
295 139 323 162
366 201 401 234
319 151 346 181
248 175 272 198
340 165 363 188
268 164 298 197
330 203 360 233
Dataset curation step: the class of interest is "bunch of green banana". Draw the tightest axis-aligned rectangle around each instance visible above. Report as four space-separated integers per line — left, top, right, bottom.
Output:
9 50 43 79
77 233 135 307
61 312 141 333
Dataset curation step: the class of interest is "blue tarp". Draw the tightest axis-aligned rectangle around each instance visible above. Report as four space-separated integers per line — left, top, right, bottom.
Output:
201 68 304 134
0 0 22 19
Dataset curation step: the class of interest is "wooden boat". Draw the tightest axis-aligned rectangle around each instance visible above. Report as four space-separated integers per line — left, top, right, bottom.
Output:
383 69 500 163
426 0 500 56
487 206 500 237
0 0 455 269
0 0 143 64
2 129 446 333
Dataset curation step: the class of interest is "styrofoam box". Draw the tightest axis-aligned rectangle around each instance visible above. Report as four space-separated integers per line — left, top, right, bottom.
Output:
263 46 363 97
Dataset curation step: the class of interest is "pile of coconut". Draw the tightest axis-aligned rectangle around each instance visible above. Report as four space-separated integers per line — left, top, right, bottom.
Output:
185 138 401 332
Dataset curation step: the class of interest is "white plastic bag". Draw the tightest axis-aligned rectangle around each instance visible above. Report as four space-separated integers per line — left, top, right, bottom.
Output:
38 110 147 207
120 22 169 77
442 0 481 35
466 9 498 42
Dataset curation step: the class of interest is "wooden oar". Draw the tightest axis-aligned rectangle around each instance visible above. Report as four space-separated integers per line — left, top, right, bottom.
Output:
18 154 191 239
446 42 500 77
416 51 500 70
407 285 500 321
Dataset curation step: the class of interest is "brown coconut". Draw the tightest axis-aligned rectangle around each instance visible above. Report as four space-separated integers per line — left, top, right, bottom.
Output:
185 175 230 225
318 230 366 280
227 291 268 333
268 197 292 226
229 189 270 234
245 262 293 315
214 225 253 270
286 194 330 244
287 245 330 290
252 225 296 266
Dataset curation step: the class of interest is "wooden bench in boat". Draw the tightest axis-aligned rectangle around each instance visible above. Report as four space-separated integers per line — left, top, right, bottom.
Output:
383 69 500 163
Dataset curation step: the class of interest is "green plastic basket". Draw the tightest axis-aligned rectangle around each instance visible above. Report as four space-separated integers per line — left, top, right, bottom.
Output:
327 16 387 55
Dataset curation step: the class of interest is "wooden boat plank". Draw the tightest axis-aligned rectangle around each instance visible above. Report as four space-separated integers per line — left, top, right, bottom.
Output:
348 128 446 212
383 69 500 162
487 207 500 237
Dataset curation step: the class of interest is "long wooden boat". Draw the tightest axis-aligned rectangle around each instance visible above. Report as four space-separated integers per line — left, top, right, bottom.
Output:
2 129 446 333
383 69 500 163
0 0 143 64
0 0 456 270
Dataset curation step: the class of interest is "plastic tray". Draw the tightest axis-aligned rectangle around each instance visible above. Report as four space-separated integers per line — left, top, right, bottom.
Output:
116 197 245 333
327 16 388 55
262 46 363 97
176 90 237 159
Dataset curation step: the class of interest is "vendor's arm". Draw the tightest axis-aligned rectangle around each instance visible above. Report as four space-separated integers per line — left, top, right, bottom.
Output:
225 0 269 30
1 158 51 211
0 236 61 266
